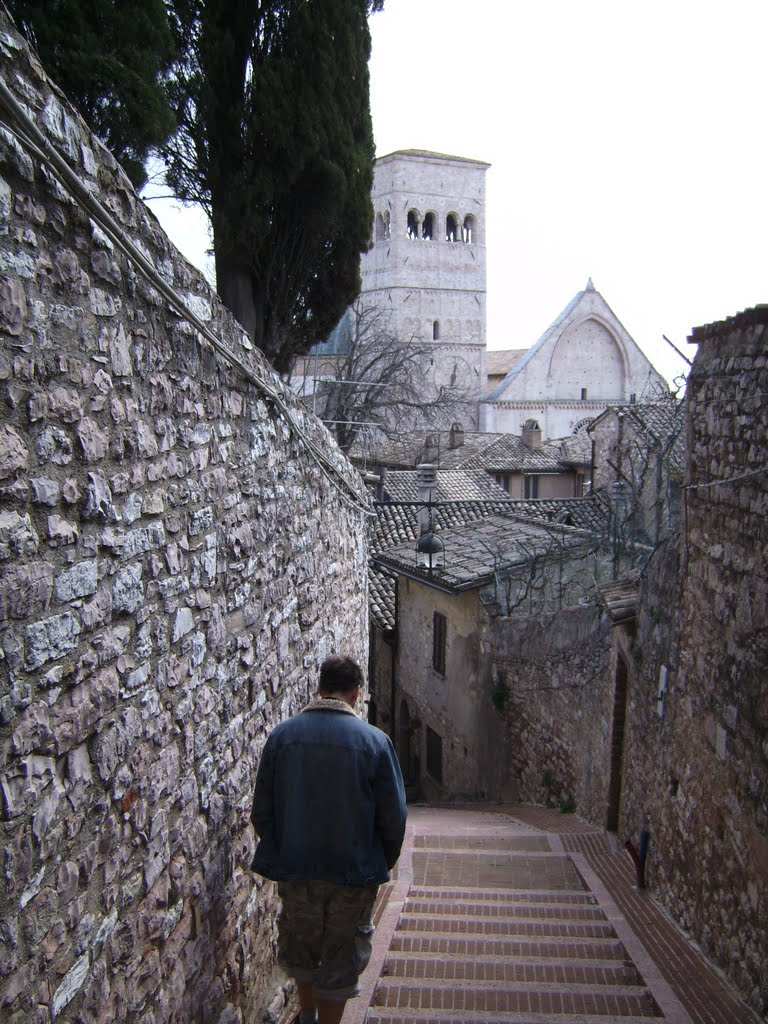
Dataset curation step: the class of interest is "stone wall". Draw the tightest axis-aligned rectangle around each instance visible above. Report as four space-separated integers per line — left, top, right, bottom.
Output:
621 309 768 1017
482 606 615 821
0 14 370 1024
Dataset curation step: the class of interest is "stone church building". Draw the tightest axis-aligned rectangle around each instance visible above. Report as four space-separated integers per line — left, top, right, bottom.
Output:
359 148 490 430
358 149 667 440
481 279 669 438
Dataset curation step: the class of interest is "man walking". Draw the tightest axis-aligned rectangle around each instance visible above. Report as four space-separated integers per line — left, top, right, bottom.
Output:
251 655 407 1024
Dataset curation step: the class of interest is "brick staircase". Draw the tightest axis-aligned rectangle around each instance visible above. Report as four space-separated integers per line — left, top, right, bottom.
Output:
366 830 665 1024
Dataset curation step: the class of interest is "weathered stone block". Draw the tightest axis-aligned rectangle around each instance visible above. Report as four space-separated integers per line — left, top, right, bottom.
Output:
37 425 73 466
25 611 81 670
82 469 115 522
112 564 144 614
55 560 98 603
77 417 109 461
29 477 60 505
0 424 27 479
0 275 27 336
48 666 120 756
51 951 90 1019
0 510 38 560
0 561 54 621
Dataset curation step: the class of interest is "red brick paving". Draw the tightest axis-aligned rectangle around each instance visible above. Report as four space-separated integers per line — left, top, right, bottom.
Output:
332 805 761 1024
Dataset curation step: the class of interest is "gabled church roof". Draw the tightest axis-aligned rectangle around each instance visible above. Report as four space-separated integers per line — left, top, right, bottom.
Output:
484 281 597 401
484 279 655 405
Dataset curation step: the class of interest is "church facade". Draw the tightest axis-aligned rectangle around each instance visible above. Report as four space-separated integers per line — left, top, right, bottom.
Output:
480 280 669 438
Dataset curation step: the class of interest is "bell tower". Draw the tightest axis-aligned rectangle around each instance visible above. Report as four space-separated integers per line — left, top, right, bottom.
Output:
359 149 489 429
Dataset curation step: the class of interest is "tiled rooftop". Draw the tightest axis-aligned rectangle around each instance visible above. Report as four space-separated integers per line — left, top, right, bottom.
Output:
559 426 593 466
590 399 686 478
486 349 527 377
354 430 572 474
367 469 611 629
452 432 565 473
374 514 592 592
381 469 512 504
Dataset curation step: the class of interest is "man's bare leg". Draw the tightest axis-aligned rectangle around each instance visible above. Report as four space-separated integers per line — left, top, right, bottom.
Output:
316 997 347 1024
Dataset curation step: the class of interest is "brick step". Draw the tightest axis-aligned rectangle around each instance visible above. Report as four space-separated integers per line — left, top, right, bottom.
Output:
405 899 606 921
366 1011 664 1024
407 886 597 906
370 981 661 1018
382 953 643 987
389 934 628 960
414 850 571 863
396 916 616 939
414 835 551 852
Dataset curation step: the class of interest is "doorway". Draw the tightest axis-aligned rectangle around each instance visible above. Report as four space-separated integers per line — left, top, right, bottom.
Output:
606 656 629 832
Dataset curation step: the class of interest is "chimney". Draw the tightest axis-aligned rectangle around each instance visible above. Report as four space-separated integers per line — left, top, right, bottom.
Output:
416 464 437 537
449 422 465 449
522 419 542 451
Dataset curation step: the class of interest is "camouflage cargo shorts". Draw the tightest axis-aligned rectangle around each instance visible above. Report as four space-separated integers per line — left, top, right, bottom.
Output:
276 880 379 1000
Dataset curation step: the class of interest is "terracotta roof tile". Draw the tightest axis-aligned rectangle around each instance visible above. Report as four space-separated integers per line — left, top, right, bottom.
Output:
368 478 610 629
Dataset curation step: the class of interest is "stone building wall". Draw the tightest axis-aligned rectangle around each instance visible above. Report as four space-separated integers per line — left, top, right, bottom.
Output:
391 578 509 802
620 309 768 1017
0 15 370 1024
482 606 615 822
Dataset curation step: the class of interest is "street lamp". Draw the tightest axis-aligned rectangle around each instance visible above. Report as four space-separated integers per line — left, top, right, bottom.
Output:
416 530 444 575
415 463 444 575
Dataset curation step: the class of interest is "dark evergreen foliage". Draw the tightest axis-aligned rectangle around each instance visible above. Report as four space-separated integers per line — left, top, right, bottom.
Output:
7 0 178 189
164 0 384 372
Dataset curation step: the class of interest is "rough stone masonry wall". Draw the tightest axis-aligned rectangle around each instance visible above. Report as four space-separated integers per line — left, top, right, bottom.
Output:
0 15 370 1024
621 309 768 1017
482 605 615 823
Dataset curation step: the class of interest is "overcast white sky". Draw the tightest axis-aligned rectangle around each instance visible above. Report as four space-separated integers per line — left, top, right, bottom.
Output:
150 0 768 385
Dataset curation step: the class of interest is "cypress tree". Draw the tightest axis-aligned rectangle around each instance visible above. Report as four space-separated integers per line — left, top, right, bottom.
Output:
7 0 178 189
165 0 384 372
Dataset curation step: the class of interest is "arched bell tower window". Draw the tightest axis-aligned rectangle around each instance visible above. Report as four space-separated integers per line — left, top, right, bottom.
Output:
462 215 476 243
432 320 440 340
422 212 435 240
445 213 459 242
375 213 386 242
407 210 419 239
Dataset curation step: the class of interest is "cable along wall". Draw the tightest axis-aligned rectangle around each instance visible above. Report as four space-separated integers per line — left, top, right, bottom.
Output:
0 13 369 1024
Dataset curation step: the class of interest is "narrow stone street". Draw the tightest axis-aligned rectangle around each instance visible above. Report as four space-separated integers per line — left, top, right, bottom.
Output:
332 805 759 1024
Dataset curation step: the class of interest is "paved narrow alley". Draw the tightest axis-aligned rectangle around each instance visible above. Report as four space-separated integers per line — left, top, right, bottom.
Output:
332 805 758 1024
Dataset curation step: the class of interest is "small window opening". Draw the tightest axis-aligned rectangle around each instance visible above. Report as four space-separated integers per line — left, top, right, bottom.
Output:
524 476 539 499
581 388 588 400
422 212 435 240
407 210 419 239
432 320 440 340
375 213 386 242
445 214 458 242
462 215 475 243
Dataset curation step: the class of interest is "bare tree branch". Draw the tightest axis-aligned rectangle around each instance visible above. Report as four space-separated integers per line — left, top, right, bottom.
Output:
288 300 475 452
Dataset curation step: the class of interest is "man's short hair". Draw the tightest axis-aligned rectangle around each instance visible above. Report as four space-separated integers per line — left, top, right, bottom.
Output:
319 655 363 695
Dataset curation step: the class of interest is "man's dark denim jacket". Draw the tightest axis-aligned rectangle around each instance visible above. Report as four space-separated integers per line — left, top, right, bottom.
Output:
250 698 407 886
